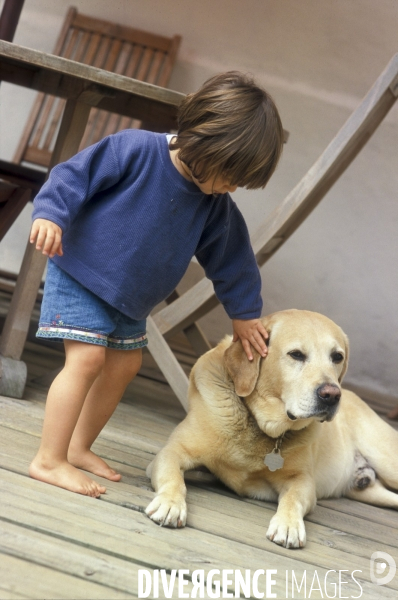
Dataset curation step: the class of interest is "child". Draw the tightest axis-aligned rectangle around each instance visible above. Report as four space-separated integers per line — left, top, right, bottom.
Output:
29 71 284 497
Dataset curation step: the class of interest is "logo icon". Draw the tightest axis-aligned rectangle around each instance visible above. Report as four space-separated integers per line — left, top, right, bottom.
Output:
370 551 396 586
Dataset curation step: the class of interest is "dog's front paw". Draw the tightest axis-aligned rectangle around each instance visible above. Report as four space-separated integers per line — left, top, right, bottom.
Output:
266 514 306 548
145 494 187 528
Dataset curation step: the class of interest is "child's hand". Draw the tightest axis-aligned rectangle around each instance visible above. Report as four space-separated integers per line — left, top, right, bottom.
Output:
232 318 268 361
30 218 63 258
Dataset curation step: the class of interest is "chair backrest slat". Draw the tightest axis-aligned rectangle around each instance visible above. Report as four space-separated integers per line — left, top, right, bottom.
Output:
13 7 181 167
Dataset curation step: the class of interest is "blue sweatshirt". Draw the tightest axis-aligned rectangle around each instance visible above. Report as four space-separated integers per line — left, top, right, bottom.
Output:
32 129 262 321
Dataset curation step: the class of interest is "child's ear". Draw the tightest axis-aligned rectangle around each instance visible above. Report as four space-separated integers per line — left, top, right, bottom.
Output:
224 340 262 397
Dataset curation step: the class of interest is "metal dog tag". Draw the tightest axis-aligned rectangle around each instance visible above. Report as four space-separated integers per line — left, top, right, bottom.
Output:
264 449 284 471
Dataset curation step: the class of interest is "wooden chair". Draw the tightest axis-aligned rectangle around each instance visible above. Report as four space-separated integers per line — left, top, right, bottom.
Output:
146 53 398 410
13 6 181 167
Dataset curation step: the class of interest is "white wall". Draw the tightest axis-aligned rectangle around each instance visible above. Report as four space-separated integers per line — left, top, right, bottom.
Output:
0 0 397 398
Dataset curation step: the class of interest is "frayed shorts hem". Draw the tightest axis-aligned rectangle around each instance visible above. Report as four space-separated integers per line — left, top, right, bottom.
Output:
36 326 148 350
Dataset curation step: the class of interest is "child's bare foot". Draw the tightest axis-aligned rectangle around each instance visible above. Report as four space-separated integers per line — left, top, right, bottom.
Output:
29 457 106 497
68 448 121 482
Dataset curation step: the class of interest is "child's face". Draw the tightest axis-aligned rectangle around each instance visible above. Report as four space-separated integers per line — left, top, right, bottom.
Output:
192 173 238 196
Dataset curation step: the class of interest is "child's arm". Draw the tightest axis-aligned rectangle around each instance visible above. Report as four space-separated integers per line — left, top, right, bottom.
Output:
30 218 63 258
196 201 266 361
31 133 127 235
232 318 268 361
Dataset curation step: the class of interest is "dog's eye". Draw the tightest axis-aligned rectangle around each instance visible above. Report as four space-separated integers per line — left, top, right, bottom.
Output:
331 352 344 364
288 350 306 362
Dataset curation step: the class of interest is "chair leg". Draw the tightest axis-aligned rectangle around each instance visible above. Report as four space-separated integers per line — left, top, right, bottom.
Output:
146 316 189 412
165 289 212 356
0 241 46 361
0 187 31 242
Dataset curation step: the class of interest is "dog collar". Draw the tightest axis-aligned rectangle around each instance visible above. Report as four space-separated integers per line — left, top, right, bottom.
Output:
264 433 285 471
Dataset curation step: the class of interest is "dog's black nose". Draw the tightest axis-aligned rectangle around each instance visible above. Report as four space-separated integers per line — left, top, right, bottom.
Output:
316 383 341 406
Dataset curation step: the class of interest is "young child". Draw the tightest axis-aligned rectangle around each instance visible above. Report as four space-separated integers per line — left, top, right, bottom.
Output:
29 71 284 497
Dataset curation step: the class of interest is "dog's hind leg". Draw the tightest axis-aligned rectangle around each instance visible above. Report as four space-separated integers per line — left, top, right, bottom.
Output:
346 478 398 509
348 392 398 491
351 451 376 490
345 452 398 508
357 420 398 491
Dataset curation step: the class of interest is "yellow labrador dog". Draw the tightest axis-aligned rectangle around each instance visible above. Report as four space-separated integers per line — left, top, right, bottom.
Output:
145 310 398 548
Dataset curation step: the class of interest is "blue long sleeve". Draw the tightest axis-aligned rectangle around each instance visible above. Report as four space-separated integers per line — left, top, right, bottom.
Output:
196 203 262 319
32 135 122 232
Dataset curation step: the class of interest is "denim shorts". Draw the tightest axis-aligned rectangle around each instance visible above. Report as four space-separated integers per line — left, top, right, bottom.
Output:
37 261 148 350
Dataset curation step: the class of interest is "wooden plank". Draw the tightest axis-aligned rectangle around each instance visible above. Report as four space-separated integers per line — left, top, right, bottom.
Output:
135 47 154 82
318 496 398 528
22 145 51 167
0 40 183 129
78 35 114 149
0 244 46 361
72 12 174 52
116 45 145 134
49 98 92 168
0 553 132 599
0 398 175 446
0 402 172 456
87 39 124 145
0 520 186 599
81 31 102 66
157 35 182 87
146 316 189 411
152 278 217 337
95 41 133 140
42 32 91 152
0 187 31 242
0 160 45 191
1 375 179 429
0 587 27 600
146 50 164 85
29 29 80 151
152 53 398 336
12 7 77 164
165 290 212 356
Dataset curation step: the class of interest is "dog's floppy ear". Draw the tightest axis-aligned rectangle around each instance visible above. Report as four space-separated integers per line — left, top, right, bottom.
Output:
224 340 262 397
338 331 350 383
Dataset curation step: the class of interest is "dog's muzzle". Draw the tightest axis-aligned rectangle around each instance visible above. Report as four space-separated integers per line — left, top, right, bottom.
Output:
287 383 341 422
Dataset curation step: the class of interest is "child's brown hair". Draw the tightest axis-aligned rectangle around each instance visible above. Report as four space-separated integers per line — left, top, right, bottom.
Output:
171 71 284 190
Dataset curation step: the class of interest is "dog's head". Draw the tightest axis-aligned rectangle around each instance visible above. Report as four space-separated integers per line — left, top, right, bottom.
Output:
224 310 349 437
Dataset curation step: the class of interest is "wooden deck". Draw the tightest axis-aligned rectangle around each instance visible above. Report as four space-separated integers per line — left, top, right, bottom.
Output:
1 291 398 599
